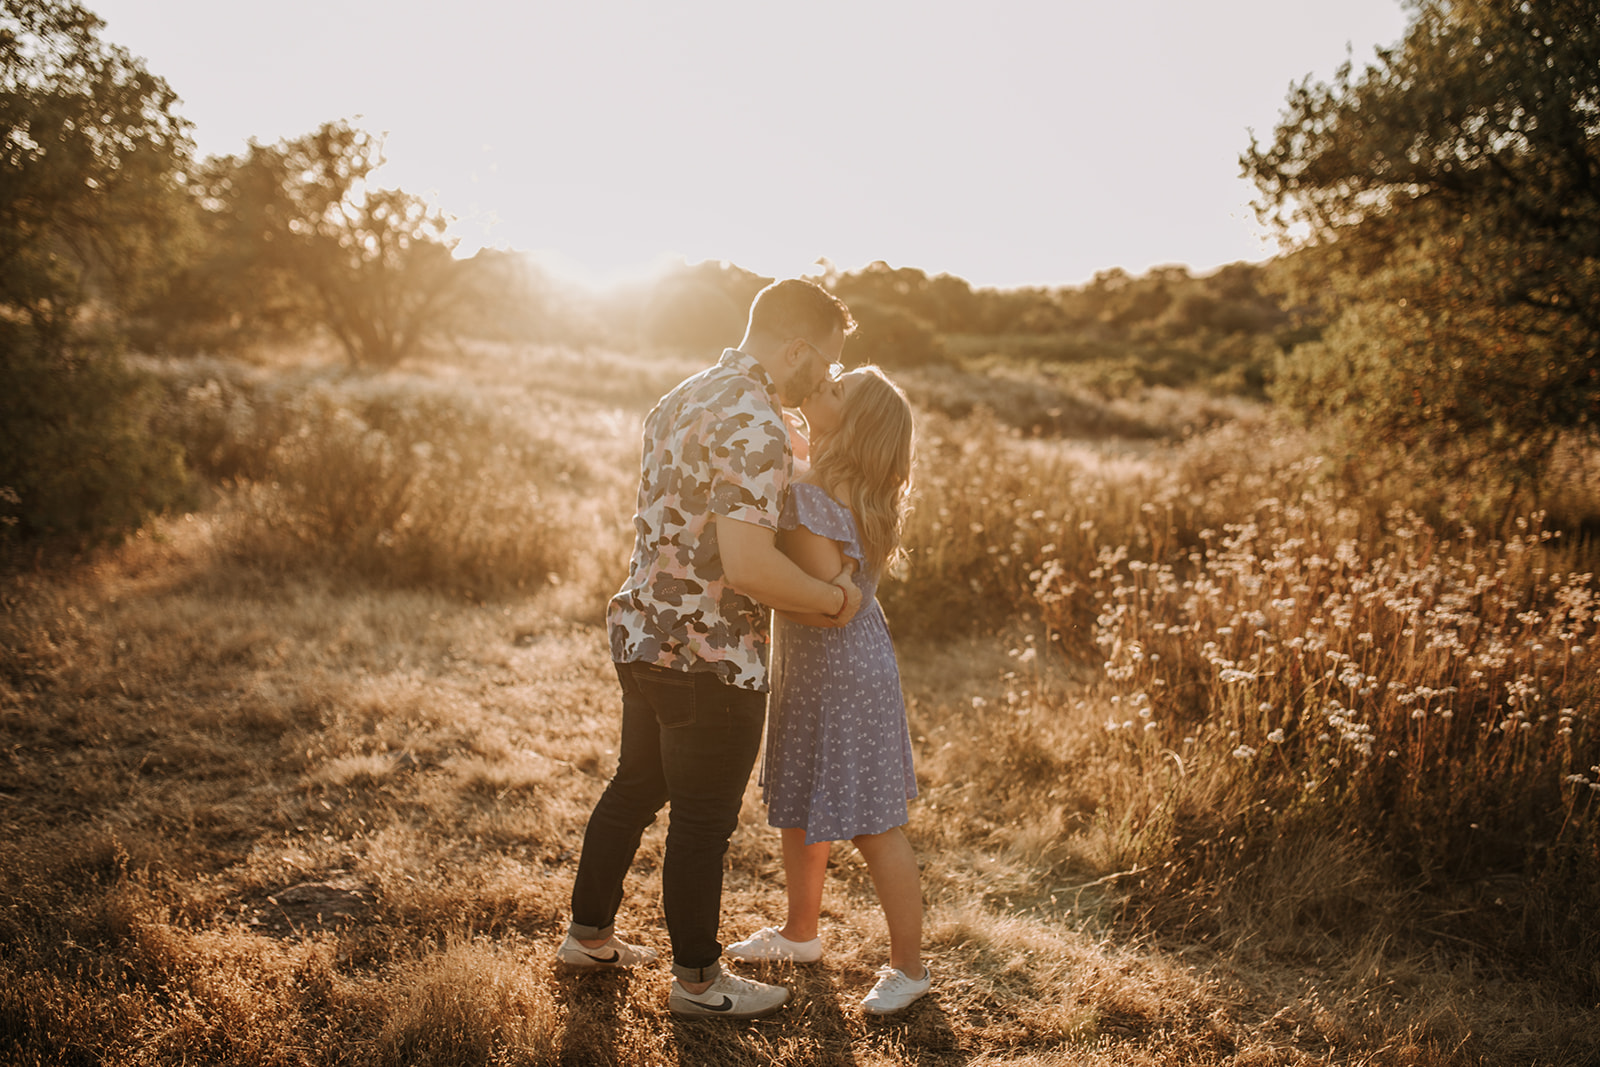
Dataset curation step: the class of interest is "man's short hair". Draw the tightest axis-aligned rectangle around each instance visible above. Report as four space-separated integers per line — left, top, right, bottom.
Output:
746 279 855 345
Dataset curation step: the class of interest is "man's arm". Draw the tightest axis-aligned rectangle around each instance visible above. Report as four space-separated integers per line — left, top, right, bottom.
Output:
716 514 862 626
772 522 860 628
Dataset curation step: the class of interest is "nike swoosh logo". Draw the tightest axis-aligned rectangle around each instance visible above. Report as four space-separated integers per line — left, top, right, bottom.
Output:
582 949 621 963
695 996 735 1012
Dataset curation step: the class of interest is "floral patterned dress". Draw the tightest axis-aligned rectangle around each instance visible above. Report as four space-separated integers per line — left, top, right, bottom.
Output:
761 483 918 844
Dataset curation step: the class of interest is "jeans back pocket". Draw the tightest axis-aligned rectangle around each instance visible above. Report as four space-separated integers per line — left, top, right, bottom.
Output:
632 663 698 728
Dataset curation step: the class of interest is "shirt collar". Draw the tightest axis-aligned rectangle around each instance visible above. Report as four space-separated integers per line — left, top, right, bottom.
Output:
720 348 783 410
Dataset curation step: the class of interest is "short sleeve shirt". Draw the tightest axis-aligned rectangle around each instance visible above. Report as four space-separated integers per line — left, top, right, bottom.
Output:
607 348 793 691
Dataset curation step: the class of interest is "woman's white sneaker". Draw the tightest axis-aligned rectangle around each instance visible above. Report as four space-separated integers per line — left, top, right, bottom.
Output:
669 971 790 1019
861 964 931 1014
725 925 823 963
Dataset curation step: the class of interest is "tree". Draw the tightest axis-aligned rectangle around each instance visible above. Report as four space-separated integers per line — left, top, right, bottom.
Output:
840 299 948 369
1244 0 1600 486
443 248 609 348
831 261 983 334
0 0 191 545
639 259 769 351
162 120 467 367
0 0 192 338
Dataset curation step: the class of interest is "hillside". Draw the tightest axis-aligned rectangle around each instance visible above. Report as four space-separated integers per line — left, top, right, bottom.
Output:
3 343 1597 1066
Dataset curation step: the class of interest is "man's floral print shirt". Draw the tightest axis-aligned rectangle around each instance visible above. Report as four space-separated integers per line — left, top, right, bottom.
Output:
607 348 792 692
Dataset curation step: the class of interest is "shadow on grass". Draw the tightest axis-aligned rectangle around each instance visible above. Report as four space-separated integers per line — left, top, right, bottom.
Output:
661 964 964 1067
860 993 962 1064
550 966 646 1065
668 964 858 1067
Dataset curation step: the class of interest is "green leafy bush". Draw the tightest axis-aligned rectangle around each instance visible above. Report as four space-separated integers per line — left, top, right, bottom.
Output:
1245 0 1600 485
0 326 190 546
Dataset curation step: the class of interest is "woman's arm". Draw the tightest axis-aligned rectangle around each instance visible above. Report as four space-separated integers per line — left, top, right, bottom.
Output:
775 523 852 628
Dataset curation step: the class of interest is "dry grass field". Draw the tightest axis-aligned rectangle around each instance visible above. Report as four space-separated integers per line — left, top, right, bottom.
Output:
3 342 1597 1066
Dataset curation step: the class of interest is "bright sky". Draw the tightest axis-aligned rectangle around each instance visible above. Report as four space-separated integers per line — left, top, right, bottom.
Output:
93 0 1409 291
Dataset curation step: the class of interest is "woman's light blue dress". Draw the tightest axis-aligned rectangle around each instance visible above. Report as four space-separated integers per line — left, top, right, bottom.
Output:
762 482 917 845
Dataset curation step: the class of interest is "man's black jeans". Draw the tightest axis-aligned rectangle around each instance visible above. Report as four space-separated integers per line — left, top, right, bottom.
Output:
569 660 767 982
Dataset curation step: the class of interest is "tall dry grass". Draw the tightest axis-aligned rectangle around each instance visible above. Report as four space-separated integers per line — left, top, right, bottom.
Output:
916 400 1597 958
892 398 1600 994
1043 494 1600 979
144 344 702 605
3 341 1598 1065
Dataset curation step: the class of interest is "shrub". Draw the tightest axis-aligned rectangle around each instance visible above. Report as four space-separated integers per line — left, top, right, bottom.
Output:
150 358 627 599
901 362 1158 439
844 300 948 369
0 326 190 547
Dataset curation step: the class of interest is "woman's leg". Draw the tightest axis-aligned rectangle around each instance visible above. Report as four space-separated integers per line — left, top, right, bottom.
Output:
851 826 923 976
780 827 830 943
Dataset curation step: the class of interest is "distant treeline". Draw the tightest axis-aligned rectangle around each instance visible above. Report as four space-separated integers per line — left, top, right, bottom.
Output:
451 254 1294 398
5 0 1598 545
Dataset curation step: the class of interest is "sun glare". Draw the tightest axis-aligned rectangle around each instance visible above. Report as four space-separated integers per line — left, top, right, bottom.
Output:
514 247 689 293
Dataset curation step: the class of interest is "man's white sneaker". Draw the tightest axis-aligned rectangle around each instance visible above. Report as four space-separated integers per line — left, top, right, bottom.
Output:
669 971 790 1019
861 964 932 1014
725 925 823 963
555 933 657 970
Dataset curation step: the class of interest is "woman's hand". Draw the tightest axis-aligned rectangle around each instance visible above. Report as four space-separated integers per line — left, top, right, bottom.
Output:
828 560 862 627
719 514 853 622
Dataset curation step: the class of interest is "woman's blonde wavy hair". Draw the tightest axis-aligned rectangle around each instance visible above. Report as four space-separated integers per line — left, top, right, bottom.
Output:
806 366 914 579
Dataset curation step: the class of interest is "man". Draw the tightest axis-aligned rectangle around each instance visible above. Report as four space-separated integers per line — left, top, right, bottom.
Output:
556 279 861 1020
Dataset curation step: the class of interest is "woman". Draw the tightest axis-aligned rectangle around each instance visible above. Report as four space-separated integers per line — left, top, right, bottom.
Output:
727 366 929 1015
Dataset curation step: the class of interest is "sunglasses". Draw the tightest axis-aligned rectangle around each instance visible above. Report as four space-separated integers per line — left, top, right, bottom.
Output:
802 340 844 382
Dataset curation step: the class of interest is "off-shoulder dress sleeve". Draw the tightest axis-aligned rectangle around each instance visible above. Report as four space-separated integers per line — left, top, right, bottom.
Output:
779 482 865 571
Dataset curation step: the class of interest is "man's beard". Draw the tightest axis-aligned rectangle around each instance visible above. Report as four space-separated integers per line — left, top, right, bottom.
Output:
775 359 817 408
